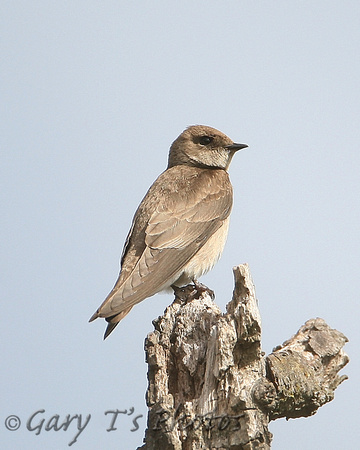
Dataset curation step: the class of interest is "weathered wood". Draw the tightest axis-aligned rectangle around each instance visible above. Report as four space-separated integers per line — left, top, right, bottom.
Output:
138 264 348 450
266 317 348 420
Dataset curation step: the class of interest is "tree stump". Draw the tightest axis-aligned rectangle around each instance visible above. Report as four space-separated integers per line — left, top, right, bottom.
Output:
138 264 349 449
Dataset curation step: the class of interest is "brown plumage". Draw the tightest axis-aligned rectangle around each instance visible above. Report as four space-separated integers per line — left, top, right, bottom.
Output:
89 125 247 339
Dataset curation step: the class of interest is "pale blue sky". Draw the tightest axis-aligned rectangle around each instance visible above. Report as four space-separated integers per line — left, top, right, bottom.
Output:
1 1 359 449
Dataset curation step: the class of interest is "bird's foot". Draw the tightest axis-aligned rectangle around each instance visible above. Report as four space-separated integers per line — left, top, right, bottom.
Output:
171 281 215 303
172 284 186 299
171 284 194 302
191 280 215 300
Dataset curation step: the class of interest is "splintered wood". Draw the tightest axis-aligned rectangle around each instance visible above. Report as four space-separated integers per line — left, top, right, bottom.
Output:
138 264 348 450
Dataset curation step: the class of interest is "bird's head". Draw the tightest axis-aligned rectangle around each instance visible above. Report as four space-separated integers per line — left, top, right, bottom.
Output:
168 125 247 170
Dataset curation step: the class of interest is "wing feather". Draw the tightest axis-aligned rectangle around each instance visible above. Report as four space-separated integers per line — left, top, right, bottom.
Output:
93 166 233 319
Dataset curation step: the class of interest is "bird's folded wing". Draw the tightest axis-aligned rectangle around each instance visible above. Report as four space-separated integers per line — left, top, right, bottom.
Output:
94 168 233 318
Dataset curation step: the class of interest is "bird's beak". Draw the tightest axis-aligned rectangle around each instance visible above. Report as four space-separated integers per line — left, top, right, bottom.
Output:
225 143 248 151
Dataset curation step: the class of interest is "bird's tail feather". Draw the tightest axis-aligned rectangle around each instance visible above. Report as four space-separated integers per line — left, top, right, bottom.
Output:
103 306 133 339
104 322 119 340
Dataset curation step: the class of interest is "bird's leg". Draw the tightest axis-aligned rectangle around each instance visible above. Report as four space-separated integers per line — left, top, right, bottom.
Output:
171 281 215 303
171 284 185 296
171 284 191 302
192 279 215 300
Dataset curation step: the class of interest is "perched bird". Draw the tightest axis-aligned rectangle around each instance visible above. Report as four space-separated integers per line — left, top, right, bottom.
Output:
89 125 247 339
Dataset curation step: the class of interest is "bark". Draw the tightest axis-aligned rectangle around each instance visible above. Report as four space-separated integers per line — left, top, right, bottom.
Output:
138 264 349 450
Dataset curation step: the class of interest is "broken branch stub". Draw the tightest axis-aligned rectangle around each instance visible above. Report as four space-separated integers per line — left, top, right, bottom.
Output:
138 264 348 449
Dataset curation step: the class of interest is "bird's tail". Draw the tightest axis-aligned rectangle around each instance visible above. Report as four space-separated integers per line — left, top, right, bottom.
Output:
103 306 133 339
104 322 119 340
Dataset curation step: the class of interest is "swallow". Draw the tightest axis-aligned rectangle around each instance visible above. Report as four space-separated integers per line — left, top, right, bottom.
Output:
89 125 247 338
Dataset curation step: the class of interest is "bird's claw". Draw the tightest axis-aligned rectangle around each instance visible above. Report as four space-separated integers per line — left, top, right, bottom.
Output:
171 280 215 303
191 280 215 300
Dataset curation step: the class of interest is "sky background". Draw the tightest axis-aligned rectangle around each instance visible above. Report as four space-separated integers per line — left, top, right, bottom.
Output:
1 1 359 449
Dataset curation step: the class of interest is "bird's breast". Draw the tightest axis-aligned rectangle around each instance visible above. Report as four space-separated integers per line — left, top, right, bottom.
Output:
173 217 230 286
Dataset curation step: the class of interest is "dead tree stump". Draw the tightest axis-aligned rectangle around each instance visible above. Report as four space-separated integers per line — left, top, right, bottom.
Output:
138 264 349 449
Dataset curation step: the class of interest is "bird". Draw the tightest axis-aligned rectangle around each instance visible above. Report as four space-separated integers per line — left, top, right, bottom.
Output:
89 125 247 339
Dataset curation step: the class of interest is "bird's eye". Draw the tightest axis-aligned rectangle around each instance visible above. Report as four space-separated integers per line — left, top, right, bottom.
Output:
199 136 213 146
